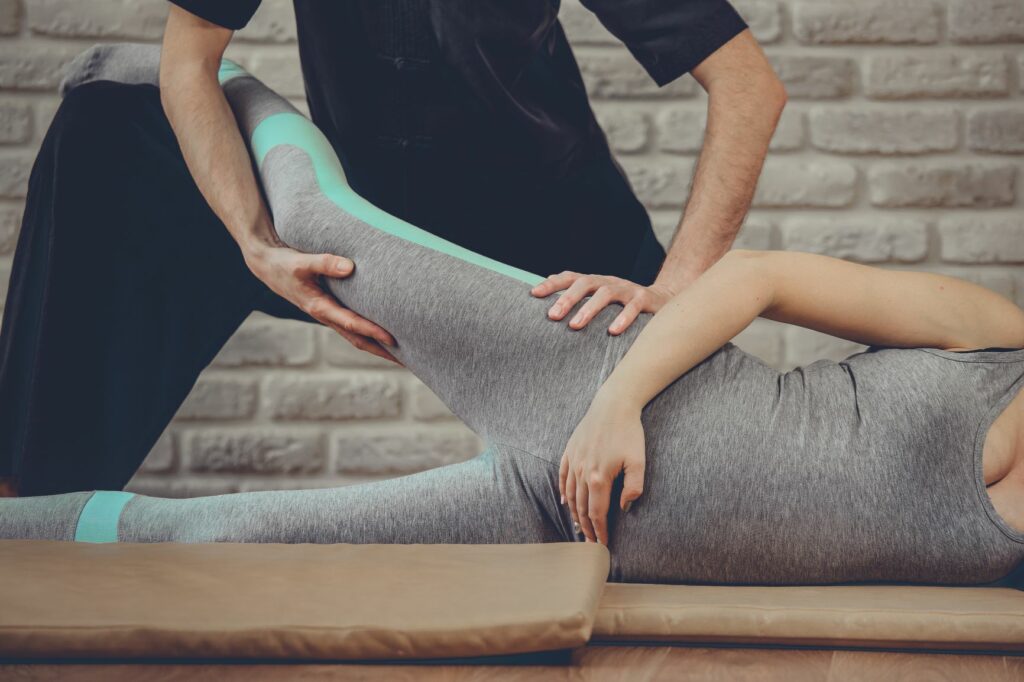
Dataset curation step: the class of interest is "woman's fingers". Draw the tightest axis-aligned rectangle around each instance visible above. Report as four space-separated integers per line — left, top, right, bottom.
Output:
565 471 578 531
587 473 611 546
575 478 596 542
558 454 569 505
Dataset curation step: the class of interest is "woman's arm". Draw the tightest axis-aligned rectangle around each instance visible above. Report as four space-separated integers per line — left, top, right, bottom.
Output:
599 248 1024 411
562 248 1024 544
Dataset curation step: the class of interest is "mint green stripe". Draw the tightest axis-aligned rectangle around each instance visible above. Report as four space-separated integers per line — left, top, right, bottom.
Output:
250 112 545 286
74 491 135 543
217 58 247 85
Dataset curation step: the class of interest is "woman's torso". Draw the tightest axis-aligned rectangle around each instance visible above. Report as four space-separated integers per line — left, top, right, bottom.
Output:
608 341 1024 586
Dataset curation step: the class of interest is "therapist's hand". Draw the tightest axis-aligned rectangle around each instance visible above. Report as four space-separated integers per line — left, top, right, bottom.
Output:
559 392 646 545
531 272 676 335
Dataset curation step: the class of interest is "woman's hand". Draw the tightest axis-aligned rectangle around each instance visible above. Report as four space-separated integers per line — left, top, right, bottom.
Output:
559 393 646 545
531 271 676 335
244 238 400 365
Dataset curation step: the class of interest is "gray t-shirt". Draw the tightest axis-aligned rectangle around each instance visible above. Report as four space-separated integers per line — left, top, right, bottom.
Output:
609 341 1024 586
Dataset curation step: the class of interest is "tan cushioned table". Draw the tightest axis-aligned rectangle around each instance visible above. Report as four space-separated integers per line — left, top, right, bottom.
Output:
594 583 1024 652
2 540 1024 660
0 540 609 660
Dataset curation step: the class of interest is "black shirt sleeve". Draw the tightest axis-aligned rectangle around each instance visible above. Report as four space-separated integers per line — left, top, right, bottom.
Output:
578 0 749 86
167 0 263 30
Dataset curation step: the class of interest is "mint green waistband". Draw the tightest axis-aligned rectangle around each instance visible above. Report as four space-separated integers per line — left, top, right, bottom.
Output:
74 491 135 543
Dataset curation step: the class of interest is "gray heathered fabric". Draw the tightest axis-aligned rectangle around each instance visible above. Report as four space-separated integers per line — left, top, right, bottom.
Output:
3 44 1024 587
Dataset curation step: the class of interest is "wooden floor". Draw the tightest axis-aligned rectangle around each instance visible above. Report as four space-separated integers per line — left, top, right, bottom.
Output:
3 646 1024 681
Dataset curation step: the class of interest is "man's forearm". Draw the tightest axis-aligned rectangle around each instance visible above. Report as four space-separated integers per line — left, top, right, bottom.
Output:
655 59 786 294
159 63 278 257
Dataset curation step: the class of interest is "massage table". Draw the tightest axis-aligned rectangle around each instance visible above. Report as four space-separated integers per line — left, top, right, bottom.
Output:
1 540 1022 680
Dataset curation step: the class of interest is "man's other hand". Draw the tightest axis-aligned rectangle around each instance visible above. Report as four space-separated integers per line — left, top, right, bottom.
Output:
531 271 676 335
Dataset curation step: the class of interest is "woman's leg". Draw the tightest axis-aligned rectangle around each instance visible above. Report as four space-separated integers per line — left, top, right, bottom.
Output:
0 445 572 544
0 79 272 496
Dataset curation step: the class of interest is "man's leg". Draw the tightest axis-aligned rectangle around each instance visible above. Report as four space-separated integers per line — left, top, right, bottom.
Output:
0 80 271 496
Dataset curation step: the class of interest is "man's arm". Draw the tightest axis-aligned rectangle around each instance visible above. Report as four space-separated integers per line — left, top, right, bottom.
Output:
532 29 786 334
159 6 397 361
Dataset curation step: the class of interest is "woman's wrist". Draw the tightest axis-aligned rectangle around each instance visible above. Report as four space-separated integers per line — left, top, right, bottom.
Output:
590 380 646 418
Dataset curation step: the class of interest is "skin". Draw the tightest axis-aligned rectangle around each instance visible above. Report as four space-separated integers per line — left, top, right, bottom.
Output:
532 28 786 334
560 249 1024 546
160 7 398 364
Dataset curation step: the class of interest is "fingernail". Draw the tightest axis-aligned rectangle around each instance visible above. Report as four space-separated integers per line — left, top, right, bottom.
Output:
560 494 565 505
570 314 583 327
623 500 633 513
338 259 352 272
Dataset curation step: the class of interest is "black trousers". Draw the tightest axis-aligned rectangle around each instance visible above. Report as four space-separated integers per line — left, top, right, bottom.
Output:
0 80 665 496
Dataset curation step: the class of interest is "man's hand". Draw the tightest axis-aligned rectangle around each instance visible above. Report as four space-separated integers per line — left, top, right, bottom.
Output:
559 392 646 545
531 271 677 335
245 240 400 365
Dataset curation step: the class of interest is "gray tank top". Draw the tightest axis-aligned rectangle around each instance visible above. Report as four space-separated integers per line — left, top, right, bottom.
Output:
617 341 1024 586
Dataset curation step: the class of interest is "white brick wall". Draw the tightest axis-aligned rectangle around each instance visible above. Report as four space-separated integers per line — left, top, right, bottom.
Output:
0 0 1022 496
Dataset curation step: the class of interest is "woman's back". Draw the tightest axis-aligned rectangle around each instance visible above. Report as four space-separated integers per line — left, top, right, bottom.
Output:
610 342 1024 585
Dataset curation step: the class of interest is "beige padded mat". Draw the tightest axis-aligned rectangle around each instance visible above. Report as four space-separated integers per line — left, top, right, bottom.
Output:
0 540 609 660
594 582 1024 652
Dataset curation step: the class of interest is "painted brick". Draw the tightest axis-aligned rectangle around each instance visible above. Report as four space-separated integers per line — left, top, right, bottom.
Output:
732 318 785 368
967 108 1024 152
333 427 482 475
619 157 695 209
0 101 31 143
949 0 1024 43
212 316 316 367
868 162 1016 207
783 326 867 370
793 1 941 44
176 377 259 421
866 53 1010 99
753 159 858 208
187 429 326 474
0 152 31 198
138 429 177 474
28 0 168 40
0 44 80 91
733 0 783 44
0 0 20 35
0 204 20 255
769 55 855 99
409 381 457 421
594 106 649 153
577 50 697 99
808 108 958 154
559 0 616 45
264 373 401 421
938 216 1024 263
781 217 929 262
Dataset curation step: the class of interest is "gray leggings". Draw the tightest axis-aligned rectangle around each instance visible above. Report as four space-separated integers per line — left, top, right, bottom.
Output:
1 45 642 568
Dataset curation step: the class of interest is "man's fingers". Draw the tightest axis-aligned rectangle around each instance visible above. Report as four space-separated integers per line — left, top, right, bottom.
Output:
301 253 354 277
531 271 579 297
548 276 596 321
333 326 402 365
568 286 617 330
610 300 644 335
311 297 395 347
587 473 611 545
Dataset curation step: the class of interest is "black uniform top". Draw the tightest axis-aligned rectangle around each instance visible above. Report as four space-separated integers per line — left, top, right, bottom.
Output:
167 0 747 280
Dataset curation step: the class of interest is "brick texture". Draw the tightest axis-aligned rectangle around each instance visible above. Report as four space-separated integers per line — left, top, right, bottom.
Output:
0 0 1019 495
